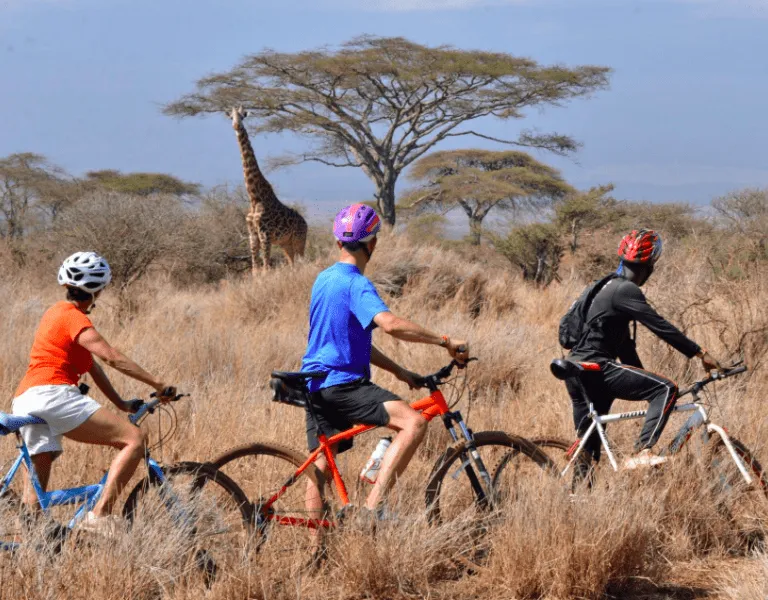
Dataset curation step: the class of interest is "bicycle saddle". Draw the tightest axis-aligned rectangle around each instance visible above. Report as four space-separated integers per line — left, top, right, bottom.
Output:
269 372 325 409
549 359 601 381
270 371 327 384
0 413 46 436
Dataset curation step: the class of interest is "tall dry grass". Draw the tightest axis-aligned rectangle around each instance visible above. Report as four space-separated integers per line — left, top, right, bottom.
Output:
1 233 767 599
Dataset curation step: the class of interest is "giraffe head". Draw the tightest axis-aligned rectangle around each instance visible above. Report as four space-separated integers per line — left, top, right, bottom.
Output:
230 107 248 130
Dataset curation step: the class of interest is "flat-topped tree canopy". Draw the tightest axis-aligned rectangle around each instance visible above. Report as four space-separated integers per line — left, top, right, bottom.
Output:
165 36 610 226
403 149 574 245
85 170 201 197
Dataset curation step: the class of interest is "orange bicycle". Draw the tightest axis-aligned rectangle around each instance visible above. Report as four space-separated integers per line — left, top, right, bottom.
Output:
210 359 555 554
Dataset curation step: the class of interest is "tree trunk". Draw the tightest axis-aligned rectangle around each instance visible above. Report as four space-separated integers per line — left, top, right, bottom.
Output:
375 174 398 227
468 215 483 246
570 218 578 252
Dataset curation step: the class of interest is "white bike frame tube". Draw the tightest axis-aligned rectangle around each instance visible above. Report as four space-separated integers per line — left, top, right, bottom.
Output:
561 420 596 477
597 402 699 424
595 420 619 471
706 423 754 485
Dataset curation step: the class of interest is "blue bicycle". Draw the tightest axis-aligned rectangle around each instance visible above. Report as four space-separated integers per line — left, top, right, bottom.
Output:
0 393 251 580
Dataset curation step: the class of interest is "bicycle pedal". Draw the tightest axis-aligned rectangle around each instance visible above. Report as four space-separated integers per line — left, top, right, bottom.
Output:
335 504 357 523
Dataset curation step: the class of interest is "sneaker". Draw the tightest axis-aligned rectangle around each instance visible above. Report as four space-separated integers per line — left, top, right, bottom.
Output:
623 448 668 471
77 511 123 537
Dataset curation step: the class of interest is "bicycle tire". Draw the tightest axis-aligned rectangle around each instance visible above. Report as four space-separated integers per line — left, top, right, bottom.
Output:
123 461 252 582
704 435 768 552
210 442 329 558
425 431 557 524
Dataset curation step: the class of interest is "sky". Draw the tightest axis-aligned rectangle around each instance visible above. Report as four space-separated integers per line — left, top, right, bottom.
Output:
1 0 767 221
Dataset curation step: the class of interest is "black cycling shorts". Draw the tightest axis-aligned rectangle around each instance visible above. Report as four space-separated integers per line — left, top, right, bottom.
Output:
305 379 399 453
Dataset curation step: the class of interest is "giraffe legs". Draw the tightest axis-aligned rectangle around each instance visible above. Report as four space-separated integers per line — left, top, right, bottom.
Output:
258 228 271 270
246 214 261 276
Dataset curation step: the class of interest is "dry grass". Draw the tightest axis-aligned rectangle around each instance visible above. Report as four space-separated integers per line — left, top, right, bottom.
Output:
1 233 767 599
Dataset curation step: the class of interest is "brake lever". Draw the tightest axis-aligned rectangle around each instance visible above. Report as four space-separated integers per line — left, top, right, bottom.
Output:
454 357 478 370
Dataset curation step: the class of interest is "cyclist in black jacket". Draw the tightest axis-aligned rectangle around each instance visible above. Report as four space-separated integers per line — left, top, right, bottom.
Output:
567 229 721 473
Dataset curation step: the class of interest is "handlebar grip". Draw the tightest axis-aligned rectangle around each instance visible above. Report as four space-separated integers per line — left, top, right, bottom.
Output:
128 399 144 414
723 365 748 376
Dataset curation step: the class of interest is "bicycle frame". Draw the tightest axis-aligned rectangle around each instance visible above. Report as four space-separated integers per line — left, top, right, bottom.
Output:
561 400 754 484
0 400 168 551
261 382 488 530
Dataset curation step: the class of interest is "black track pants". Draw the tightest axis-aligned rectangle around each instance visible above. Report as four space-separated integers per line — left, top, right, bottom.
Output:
565 361 678 461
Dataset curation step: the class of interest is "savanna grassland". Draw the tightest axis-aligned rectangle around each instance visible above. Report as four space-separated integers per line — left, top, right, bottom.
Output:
1 224 768 600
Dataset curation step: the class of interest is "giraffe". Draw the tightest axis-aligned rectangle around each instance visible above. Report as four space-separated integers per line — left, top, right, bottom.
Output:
230 107 308 273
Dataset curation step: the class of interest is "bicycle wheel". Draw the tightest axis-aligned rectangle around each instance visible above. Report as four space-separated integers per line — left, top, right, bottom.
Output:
425 431 556 524
210 442 329 559
123 461 251 581
704 435 768 551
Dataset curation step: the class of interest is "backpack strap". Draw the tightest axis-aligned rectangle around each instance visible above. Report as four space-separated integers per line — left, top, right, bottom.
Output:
573 273 619 349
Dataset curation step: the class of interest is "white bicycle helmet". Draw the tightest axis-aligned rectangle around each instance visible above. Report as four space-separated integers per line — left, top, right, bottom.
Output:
57 251 112 293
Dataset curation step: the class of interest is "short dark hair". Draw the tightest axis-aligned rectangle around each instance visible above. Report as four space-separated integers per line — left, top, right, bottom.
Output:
65 286 93 302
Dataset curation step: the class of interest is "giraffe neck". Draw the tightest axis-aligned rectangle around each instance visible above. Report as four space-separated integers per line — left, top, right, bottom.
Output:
234 120 276 208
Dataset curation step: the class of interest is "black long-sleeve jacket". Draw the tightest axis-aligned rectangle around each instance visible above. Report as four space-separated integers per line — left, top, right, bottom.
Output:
569 276 700 367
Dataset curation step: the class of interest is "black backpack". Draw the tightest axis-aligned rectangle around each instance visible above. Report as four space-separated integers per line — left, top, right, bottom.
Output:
558 274 617 350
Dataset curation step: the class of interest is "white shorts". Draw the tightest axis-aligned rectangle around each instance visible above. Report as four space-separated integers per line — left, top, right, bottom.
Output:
12 385 102 456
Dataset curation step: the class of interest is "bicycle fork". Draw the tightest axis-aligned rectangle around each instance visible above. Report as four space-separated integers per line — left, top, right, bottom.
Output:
441 413 495 507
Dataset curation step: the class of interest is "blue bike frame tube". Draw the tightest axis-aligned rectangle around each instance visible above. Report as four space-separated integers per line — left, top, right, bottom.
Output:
20 445 48 510
0 454 24 497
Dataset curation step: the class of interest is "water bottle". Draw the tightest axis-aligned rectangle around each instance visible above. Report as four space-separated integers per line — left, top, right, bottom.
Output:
360 437 392 484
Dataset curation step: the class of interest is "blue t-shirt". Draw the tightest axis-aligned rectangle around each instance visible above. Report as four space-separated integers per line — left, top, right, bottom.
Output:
301 262 389 392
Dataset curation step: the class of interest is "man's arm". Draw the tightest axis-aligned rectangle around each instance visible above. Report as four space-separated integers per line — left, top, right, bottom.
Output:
372 312 467 359
370 345 422 389
614 282 721 370
614 283 700 358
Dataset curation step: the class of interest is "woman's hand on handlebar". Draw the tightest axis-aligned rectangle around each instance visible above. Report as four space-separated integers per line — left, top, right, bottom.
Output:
154 384 178 403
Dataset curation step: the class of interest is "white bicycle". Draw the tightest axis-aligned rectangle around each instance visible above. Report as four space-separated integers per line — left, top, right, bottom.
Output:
497 360 768 549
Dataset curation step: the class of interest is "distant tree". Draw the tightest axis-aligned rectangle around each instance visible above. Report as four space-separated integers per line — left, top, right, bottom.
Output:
494 223 563 285
712 187 768 258
53 191 188 290
403 149 572 245
165 36 610 226
85 170 201 197
0 153 74 240
404 213 449 244
555 184 615 252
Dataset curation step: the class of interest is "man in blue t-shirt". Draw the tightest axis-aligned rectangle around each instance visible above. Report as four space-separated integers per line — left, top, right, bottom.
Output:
302 204 469 521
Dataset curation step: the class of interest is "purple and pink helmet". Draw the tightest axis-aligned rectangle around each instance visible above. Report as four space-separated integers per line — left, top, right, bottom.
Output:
333 204 381 243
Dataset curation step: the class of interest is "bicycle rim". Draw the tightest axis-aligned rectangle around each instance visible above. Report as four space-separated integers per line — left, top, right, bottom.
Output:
425 431 556 525
123 461 251 581
210 442 329 566
704 436 768 552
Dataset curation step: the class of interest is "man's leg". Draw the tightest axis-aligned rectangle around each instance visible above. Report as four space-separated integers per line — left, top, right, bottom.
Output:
602 362 678 452
364 400 427 511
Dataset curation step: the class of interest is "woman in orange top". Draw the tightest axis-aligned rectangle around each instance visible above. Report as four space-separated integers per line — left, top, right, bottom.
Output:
13 251 176 533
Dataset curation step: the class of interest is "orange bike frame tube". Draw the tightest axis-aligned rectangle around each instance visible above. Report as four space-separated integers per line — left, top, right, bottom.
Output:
262 389 450 527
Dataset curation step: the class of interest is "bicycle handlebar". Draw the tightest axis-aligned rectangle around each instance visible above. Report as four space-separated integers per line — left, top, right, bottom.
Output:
129 392 189 424
418 357 477 391
678 364 747 398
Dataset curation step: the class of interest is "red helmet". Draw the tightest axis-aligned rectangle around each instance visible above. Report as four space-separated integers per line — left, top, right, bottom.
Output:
617 229 663 264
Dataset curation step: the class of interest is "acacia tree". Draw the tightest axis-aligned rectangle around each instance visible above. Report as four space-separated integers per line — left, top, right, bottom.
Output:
555 184 614 252
403 149 572 245
85 170 201 197
165 36 610 226
0 152 74 239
